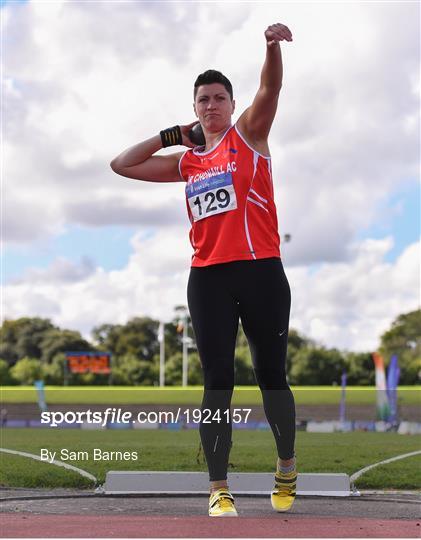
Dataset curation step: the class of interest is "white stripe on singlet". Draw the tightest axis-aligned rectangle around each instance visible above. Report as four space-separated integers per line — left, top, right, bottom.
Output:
249 188 268 203
247 196 269 212
243 151 260 259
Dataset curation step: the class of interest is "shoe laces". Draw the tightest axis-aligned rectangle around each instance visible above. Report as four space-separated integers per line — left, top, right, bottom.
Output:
218 496 234 510
274 470 296 494
274 482 294 495
210 489 234 510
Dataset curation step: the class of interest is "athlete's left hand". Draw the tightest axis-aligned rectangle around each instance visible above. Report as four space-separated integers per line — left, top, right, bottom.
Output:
264 23 293 46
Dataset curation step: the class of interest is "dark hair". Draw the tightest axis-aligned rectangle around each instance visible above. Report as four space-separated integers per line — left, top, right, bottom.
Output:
194 69 233 101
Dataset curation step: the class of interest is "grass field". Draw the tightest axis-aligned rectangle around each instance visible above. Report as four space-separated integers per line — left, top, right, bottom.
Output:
1 429 420 490
1 386 420 405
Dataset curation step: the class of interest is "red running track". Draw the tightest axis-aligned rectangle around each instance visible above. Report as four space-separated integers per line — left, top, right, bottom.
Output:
1 513 419 538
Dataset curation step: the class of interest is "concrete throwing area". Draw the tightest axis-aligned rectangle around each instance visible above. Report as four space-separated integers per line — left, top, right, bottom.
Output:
1 450 420 537
1 488 420 538
103 471 354 497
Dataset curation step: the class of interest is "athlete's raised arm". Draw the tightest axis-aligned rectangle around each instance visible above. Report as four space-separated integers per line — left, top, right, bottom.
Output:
237 23 293 144
110 121 199 182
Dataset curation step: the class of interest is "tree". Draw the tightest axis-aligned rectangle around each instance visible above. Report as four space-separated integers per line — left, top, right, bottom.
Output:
379 309 421 384
186 352 204 385
289 347 346 385
92 317 160 362
286 328 313 379
10 357 42 385
110 353 159 386
0 318 56 365
343 352 375 385
0 359 16 385
41 353 67 385
91 323 119 349
164 352 183 386
234 346 255 385
40 329 94 364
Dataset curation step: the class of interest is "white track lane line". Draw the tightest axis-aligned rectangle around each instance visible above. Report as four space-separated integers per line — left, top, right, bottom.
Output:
350 450 421 483
0 447 97 483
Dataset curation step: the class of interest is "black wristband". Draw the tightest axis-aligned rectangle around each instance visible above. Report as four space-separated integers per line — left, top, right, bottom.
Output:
160 125 183 147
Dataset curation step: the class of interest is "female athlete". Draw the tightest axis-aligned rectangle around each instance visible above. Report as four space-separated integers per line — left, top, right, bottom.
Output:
111 22 296 517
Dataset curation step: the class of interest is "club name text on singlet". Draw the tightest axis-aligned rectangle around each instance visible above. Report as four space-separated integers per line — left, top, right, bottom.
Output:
178 123 281 267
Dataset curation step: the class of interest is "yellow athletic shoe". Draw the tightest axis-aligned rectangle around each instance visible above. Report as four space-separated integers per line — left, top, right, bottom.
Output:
271 469 297 512
208 488 238 517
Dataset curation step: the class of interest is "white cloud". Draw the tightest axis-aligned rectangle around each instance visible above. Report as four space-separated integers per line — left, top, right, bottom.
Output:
3 224 193 337
4 2 419 262
3 1 419 352
288 237 420 351
11 255 96 284
3 228 419 352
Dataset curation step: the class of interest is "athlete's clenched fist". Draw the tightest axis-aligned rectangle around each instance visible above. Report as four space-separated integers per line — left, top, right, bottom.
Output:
264 23 293 46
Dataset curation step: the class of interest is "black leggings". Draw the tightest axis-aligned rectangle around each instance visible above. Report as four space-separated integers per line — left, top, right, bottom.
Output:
187 257 296 481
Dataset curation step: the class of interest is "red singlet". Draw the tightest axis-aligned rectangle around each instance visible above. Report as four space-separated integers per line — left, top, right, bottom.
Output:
179 123 281 267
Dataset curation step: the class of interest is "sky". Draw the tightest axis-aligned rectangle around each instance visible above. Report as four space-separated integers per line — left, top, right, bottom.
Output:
2 0 420 353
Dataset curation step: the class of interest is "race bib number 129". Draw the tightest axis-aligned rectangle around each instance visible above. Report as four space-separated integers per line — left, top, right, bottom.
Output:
186 172 237 222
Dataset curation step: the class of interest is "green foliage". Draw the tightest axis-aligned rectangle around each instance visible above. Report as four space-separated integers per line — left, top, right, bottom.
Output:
234 346 255 385
1 309 419 386
92 317 159 362
289 347 345 385
164 352 183 386
110 354 159 386
41 353 66 385
402 357 421 384
286 328 313 375
380 309 420 353
162 321 184 357
233 324 257 384
343 352 375 385
185 352 204 385
0 318 56 365
380 309 421 384
9 357 42 385
0 317 96 369
160 351 202 386
0 359 17 385
40 329 94 364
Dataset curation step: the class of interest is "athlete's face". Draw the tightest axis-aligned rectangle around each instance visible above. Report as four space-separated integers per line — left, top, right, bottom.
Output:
193 83 235 132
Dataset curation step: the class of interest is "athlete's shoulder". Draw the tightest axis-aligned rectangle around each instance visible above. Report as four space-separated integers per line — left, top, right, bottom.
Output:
180 147 197 162
233 121 271 158
178 148 197 181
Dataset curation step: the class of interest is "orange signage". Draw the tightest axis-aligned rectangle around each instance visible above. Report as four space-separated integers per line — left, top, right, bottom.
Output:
66 353 111 374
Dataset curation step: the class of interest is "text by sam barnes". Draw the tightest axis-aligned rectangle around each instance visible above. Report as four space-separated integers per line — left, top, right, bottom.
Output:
40 448 139 463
